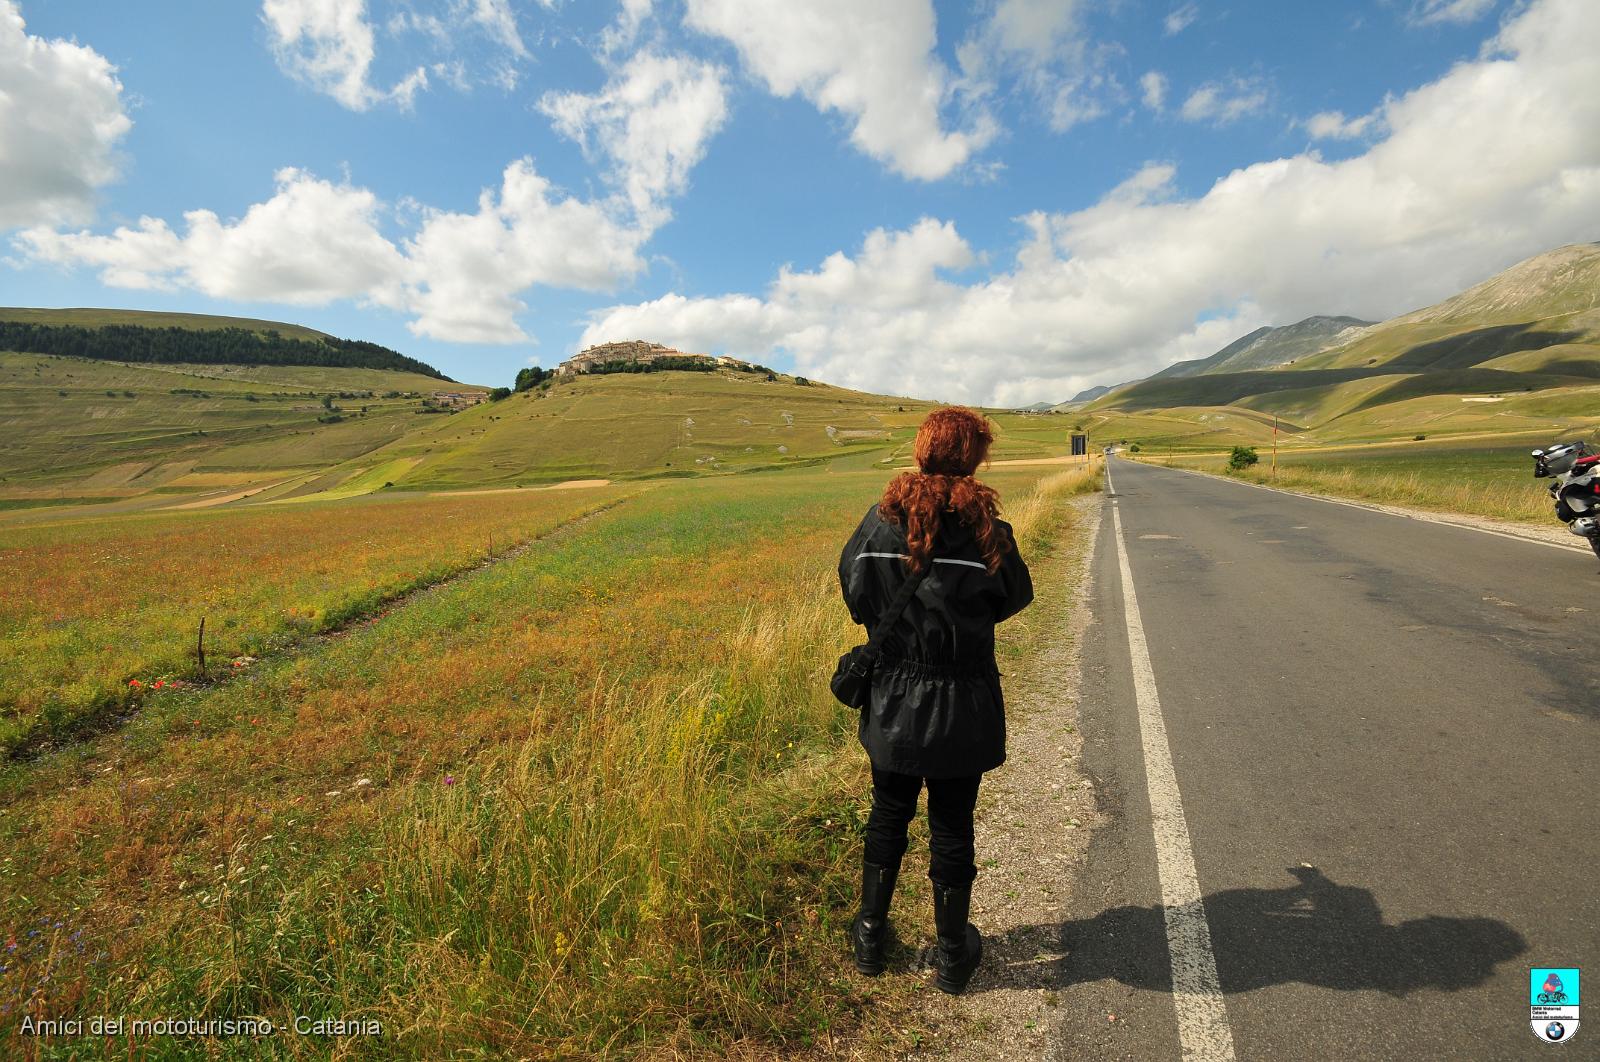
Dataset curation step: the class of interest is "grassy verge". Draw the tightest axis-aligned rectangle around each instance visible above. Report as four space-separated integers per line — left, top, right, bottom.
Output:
1148 443 1555 525
0 464 1093 1058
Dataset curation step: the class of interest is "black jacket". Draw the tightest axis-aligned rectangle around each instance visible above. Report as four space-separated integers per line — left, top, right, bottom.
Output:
838 503 1034 778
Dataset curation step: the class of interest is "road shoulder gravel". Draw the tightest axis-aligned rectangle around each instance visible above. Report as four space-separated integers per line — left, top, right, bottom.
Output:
909 493 1108 1059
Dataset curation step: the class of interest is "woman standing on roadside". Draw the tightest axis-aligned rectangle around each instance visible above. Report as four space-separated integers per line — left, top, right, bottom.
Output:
837 406 1033 994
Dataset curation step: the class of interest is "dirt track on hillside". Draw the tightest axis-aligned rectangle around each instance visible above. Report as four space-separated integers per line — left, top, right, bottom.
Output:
431 479 613 497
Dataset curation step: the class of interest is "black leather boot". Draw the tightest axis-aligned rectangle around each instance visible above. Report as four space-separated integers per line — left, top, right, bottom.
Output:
850 859 900 975
932 881 983 994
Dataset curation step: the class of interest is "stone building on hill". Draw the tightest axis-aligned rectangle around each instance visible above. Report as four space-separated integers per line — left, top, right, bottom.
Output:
556 340 758 376
430 390 487 408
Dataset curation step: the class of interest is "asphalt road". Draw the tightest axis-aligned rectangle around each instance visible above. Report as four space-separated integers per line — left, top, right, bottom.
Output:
1056 457 1599 1061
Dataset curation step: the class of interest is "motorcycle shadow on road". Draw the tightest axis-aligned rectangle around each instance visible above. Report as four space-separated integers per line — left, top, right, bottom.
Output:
973 866 1526 996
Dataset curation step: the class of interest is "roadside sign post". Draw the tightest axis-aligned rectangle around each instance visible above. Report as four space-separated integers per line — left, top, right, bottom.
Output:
1272 416 1278 479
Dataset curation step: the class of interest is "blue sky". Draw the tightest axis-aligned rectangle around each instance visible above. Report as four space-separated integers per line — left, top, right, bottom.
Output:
4 0 1598 402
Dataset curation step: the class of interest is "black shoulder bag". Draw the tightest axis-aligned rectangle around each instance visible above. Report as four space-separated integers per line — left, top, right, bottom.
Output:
830 563 929 709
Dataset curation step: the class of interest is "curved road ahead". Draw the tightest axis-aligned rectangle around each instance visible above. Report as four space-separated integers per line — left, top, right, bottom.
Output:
1060 457 1598 1060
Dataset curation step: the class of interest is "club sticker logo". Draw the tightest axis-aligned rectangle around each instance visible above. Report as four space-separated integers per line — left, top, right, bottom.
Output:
1531 968 1580 1044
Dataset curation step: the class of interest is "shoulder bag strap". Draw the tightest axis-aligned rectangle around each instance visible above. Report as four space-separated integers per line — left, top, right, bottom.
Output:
865 560 929 649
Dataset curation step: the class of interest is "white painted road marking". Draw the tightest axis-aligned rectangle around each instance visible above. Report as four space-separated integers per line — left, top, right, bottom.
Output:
1112 503 1237 1062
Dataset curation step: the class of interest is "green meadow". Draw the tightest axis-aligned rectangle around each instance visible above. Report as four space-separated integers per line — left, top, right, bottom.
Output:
0 353 467 510
0 484 629 756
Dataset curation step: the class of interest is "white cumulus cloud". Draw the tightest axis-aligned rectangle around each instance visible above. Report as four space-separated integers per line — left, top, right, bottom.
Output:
0 0 131 229
19 168 407 304
401 159 650 342
601 0 655 55
578 0 1600 406
958 0 1121 135
1140 70 1168 112
684 0 995 180
1409 0 1498 26
1305 108 1382 140
1180 77 1269 125
263 0 535 109
18 161 650 343
261 0 410 110
1164 2 1200 35
466 0 527 57
538 51 729 220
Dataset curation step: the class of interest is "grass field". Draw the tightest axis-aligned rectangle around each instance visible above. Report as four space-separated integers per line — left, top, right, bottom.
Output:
0 459 1099 1058
0 353 470 500
0 484 628 755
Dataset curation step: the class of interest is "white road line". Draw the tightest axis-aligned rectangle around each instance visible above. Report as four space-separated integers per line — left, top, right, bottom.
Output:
1139 460 1590 555
1111 503 1237 1062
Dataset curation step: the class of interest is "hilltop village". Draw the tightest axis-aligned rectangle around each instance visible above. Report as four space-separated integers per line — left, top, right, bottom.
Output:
557 340 755 375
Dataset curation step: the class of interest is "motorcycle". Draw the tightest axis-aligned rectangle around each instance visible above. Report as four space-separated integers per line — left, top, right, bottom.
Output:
1531 440 1600 561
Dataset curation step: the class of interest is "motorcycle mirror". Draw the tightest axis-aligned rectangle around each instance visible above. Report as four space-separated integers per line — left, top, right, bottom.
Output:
1531 449 1545 457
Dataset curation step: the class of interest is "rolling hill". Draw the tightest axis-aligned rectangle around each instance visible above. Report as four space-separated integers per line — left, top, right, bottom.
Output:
0 352 932 516
0 307 448 379
1084 242 1600 445
0 344 1102 519
0 306 332 340
0 352 479 510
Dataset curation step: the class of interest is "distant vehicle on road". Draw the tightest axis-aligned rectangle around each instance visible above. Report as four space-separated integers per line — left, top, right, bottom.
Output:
1532 439 1600 561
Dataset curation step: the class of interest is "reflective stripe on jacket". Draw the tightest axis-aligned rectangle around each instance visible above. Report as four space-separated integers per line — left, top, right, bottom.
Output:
837 502 1034 778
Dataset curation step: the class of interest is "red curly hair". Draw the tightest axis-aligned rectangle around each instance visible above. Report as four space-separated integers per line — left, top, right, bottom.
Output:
879 407 1011 574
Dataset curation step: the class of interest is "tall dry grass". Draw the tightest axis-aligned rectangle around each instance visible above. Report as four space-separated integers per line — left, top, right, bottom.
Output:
1233 465 1550 524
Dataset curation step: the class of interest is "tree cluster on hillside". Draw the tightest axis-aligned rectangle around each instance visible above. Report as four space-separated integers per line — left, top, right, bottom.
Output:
0 322 448 379
514 366 553 391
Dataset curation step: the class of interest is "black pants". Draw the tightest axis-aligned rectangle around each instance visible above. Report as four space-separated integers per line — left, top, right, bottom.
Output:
863 767 982 886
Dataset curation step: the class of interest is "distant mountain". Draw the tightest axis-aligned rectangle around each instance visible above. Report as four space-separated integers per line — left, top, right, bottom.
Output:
1086 242 1600 430
1070 384 1118 403
0 307 449 380
1052 381 1131 410
1149 316 1375 381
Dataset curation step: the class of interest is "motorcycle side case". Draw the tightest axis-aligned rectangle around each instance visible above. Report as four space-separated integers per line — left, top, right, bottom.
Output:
1542 442 1589 477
